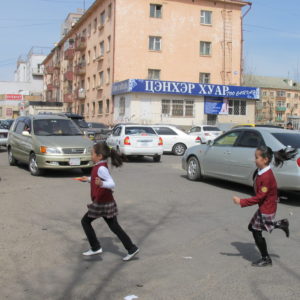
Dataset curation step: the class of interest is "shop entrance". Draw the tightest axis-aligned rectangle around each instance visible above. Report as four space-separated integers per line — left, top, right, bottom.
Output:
207 114 217 125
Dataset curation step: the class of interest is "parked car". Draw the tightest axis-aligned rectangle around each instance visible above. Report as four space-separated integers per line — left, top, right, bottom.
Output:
187 125 223 144
7 115 94 176
152 125 201 155
106 124 163 162
0 128 8 148
182 127 300 193
0 119 14 130
88 122 112 141
232 123 282 129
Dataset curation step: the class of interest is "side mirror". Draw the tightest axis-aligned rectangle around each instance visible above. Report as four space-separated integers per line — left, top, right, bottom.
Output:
22 131 31 137
207 140 214 146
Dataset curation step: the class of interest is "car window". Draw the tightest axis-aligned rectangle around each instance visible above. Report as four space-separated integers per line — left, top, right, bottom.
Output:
271 133 300 148
113 127 121 136
203 126 221 131
72 118 89 128
15 121 26 134
214 131 241 147
125 127 156 135
33 119 82 136
153 127 177 135
235 131 264 148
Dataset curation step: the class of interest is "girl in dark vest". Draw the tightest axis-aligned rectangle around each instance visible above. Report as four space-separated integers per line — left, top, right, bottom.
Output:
81 142 139 261
233 146 297 267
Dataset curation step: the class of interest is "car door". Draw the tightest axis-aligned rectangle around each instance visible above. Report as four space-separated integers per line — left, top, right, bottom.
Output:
201 130 242 178
152 126 177 151
21 118 33 161
11 119 26 161
106 126 122 150
229 130 265 184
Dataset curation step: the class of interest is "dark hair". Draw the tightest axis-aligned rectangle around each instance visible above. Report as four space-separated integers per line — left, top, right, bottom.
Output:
93 142 126 167
256 145 298 167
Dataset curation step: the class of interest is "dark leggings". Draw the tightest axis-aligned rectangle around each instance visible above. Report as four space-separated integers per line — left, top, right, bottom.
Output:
81 212 135 252
248 224 269 258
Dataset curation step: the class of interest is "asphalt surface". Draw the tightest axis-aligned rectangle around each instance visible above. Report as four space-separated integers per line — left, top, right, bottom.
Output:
0 148 300 300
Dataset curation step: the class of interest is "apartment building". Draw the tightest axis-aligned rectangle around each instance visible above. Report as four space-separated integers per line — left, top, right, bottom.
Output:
244 75 300 127
43 0 257 126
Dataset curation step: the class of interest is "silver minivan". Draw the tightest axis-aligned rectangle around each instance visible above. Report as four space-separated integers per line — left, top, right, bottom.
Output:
7 115 94 176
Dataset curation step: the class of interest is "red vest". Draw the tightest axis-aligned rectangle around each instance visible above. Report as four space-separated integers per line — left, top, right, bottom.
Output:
240 169 277 214
90 162 114 203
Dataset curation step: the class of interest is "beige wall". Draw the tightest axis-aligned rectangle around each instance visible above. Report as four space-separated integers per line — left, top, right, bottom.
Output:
115 0 243 85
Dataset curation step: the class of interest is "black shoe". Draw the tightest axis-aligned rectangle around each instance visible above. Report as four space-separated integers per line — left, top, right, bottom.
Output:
279 219 289 238
251 257 272 267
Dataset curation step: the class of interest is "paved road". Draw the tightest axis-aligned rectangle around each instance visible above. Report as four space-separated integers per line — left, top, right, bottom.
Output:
0 149 300 300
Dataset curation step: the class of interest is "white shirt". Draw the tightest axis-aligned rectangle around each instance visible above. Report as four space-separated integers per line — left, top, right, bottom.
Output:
258 165 271 176
88 160 115 190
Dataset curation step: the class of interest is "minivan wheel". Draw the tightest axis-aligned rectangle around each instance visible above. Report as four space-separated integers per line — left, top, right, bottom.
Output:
187 156 202 181
172 143 187 156
153 155 161 162
29 153 43 176
8 147 17 166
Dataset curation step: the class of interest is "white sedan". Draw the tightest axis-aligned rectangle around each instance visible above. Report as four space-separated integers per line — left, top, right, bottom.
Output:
0 128 8 148
106 125 163 162
152 125 201 155
187 125 223 144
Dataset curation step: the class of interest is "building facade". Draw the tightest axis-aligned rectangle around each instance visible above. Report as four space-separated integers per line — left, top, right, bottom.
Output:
43 0 255 126
244 75 300 127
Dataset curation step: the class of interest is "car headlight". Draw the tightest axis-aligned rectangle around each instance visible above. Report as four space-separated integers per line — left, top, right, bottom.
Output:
40 146 62 154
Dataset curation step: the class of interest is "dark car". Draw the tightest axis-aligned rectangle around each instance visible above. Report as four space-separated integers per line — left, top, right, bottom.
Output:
0 119 15 130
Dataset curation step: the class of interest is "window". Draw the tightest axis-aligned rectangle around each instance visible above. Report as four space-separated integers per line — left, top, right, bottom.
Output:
276 100 285 107
153 127 177 135
185 100 194 117
228 100 246 115
295 104 298 109
200 41 211 56
294 93 298 99
149 36 161 51
200 10 212 25
287 103 290 108
148 69 160 80
214 131 240 147
276 90 286 97
15 121 25 134
236 131 264 148
93 75 96 89
172 100 184 116
277 112 283 119
107 68 110 83
0 107 2 117
113 126 121 136
93 18 97 32
272 133 300 149
150 4 162 18
161 99 194 117
262 91 267 96
263 102 267 107
107 4 112 19
87 103 90 115
107 36 111 52
93 46 97 60
199 72 210 83
92 102 95 116
100 41 104 56
119 97 125 116
98 101 103 114
81 104 84 115
100 11 105 26
270 91 274 98
88 23 91 37
106 99 110 113
161 100 170 115
287 93 291 98
99 71 104 86
190 127 201 133
87 50 91 64
125 126 156 135
87 77 90 90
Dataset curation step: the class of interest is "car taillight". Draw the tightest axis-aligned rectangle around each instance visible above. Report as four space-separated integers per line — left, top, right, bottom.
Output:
158 137 163 146
195 136 202 143
205 133 210 136
124 136 131 145
297 158 300 167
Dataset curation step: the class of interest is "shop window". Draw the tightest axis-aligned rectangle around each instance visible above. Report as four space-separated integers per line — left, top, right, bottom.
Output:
161 100 170 115
150 4 162 18
149 36 161 51
199 72 210 84
228 100 246 115
119 97 125 116
200 41 211 56
172 100 184 116
185 100 194 117
200 10 212 25
161 100 194 117
148 69 160 80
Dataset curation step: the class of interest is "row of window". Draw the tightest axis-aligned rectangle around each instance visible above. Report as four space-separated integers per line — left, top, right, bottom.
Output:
85 68 110 89
86 36 111 63
149 36 211 55
81 99 112 116
261 101 298 109
262 90 299 98
150 4 213 25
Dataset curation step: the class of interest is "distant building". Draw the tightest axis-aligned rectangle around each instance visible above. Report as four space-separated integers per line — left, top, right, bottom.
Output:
61 11 84 38
43 0 258 126
244 75 300 127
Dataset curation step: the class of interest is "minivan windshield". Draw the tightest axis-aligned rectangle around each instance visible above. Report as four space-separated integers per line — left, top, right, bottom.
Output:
72 118 89 128
272 133 300 149
33 119 83 136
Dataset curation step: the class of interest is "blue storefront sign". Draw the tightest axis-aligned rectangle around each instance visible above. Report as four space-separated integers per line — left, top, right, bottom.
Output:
112 79 260 100
204 97 229 115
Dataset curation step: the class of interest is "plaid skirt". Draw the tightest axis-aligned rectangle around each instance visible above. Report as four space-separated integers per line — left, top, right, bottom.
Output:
87 201 118 219
249 209 276 233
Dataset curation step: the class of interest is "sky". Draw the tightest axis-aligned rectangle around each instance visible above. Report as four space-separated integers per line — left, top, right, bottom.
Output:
0 0 299 82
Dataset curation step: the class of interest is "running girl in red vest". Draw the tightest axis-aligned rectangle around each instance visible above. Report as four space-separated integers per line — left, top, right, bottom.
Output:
233 146 297 267
80 142 139 261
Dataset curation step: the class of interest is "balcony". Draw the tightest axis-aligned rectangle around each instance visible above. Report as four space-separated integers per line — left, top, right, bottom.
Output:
96 84 104 90
95 55 104 62
45 65 54 74
64 48 75 60
75 88 86 99
276 106 286 112
64 69 74 81
53 60 61 69
275 117 284 123
47 83 54 90
74 61 86 76
63 91 74 103
75 36 87 51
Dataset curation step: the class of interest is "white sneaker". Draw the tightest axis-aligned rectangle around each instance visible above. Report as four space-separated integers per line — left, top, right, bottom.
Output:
123 248 139 261
82 248 103 256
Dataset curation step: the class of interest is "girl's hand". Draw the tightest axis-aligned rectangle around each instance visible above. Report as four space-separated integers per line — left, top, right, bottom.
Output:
81 176 89 182
233 196 241 205
95 177 103 187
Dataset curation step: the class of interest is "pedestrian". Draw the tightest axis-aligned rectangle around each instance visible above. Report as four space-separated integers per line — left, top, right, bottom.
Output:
286 122 293 130
80 142 139 261
232 145 297 267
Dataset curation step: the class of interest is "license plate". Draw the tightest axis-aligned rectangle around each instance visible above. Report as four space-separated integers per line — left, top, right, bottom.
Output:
69 158 81 166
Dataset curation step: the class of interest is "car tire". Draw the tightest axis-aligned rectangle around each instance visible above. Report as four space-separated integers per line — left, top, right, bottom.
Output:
187 156 202 181
29 153 43 176
8 147 17 166
172 143 187 156
153 155 161 162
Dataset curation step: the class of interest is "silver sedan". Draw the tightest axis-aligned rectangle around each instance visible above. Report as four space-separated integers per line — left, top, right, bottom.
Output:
182 127 300 193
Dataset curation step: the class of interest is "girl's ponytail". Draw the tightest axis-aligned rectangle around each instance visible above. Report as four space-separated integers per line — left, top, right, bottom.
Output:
110 148 126 167
93 142 126 167
273 147 298 167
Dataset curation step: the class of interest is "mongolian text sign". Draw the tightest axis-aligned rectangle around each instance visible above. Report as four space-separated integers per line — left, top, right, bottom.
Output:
112 79 260 100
